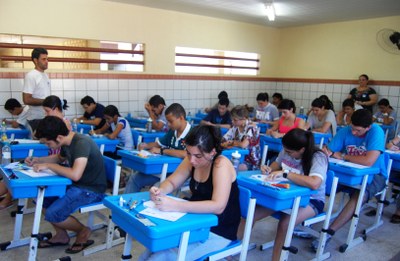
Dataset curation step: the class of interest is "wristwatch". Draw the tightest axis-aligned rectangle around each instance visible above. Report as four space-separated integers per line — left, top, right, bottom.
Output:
80 119 84 123
160 147 165 155
283 169 289 179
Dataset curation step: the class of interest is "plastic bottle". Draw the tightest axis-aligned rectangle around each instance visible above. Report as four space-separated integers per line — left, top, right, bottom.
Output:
1 121 7 141
299 106 305 115
72 119 78 132
231 150 241 172
146 118 153 133
1 141 11 165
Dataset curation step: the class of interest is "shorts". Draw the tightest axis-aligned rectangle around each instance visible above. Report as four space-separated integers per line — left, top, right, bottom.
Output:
42 186 104 223
309 199 325 215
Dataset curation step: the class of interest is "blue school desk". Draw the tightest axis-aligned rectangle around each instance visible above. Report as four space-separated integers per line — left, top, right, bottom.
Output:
3 140 49 159
127 117 148 129
5 128 30 139
103 192 218 260
118 150 183 182
237 170 315 261
313 132 332 147
377 123 394 142
76 123 93 134
131 128 166 148
386 150 400 171
257 123 270 133
0 167 71 261
90 136 119 153
221 147 249 163
328 158 380 252
260 134 283 153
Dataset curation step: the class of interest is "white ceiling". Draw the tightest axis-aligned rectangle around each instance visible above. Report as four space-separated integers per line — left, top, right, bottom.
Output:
106 0 400 28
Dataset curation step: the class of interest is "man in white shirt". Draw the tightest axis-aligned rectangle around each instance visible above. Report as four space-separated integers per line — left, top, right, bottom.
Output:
22 48 51 132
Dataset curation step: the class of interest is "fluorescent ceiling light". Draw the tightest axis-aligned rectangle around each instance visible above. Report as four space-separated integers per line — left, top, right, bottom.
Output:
265 3 275 21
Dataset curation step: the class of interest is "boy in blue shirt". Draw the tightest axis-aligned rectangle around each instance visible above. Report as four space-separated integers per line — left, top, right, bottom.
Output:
201 97 232 129
124 103 191 193
313 109 387 250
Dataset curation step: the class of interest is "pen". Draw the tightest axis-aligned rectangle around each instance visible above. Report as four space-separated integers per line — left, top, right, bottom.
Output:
258 181 281 190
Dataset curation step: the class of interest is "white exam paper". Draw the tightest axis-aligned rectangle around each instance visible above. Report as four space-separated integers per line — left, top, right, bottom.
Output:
140 198 186 222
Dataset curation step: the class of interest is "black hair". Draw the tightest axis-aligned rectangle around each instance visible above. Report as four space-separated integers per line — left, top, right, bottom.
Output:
319 95 334 111
342 98 355 108
256 92 269 102
351 109 372 128
185 125 222 156
148 95 166 107
278 99 296 113
218 97 230 107
359 74 369 81
165 103 186 119
80 95 96 106
31 48 48 61
282 128 322 176
103 105 121 117
311 98 325 109
43 95 68 111
218 91 228 99
231 105 249 119
272 93 283 100
377 98 390 107
35 116 69 142
4 98 22 110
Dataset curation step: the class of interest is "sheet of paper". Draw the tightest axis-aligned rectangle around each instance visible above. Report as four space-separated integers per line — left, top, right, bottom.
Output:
329 158 368 169
19 168 57 177
250 174 288 184
140 198 186 222
14 139 40 144
385 149 400 154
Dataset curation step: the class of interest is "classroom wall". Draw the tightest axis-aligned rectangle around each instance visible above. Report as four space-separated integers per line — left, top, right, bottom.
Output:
1 0 400 123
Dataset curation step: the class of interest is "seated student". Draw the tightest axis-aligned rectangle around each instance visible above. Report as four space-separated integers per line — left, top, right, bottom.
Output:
272 92 283 107
26 116 106 254
315 109 387 250
0 182 13 210
91 105 134 151
74 95 106 130
124 103 191 193
204 90 234 113
3 98 29 128
319 95 335 112
200 97 232 129
43 95 72 155
254 92 279 124
221 105 260 170
266 99 306 138
336 98 356 126
305 97 337 136
373 98 397 141
139 125 240 260
243 128 327 261
144 95 168 132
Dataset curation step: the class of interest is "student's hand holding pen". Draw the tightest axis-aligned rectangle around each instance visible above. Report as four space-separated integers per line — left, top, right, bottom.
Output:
266 170 284 181
24 156 39 166
149 186 161 201
261 165 272 175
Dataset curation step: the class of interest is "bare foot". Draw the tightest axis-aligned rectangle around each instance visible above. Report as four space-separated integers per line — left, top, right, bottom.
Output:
75 226 91 244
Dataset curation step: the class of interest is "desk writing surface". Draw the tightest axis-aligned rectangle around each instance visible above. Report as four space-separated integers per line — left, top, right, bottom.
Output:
118 150 182 174
328 160 380 186
131 128 165 146
313 132 332 145
90 136 119 152
127 117 148 129
104 192 218 252
5 128 30 139
5 141 49 159
0 167 71 199
237 171 314 211
76 123 92 134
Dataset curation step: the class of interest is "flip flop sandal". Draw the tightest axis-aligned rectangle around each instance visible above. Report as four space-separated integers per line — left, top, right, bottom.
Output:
38 240 69 248
65 239 94 254
390 214 400 224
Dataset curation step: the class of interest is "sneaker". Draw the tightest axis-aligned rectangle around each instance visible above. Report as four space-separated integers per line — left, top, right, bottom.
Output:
311 234 331 252
293 228 313 239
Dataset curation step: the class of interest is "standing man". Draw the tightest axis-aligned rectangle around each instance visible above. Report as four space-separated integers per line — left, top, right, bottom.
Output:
312 109 387 250
22 48 51 132
27 116 106 253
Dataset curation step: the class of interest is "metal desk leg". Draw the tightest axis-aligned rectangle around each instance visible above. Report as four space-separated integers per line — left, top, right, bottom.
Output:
121 234 133 260
28 186 46 261
160 163 168 183
340 175 369 253
280 196 301 261
177 231 190 261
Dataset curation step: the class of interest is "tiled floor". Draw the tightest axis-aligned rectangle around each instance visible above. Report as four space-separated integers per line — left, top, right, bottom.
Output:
0 197 399 261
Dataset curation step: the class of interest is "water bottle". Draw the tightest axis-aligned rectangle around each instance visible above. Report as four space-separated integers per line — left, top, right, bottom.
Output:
187 112 193 125
146 118 153 133
73 119 78 132
299 106 305 115
1 141 11 165
231 150 241 172
1 121 7 141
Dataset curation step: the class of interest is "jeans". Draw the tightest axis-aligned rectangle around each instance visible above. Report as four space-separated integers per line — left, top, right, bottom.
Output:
124 171 160 193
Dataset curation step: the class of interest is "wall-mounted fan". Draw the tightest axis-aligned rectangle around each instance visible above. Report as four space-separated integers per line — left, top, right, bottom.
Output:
376 28 400 55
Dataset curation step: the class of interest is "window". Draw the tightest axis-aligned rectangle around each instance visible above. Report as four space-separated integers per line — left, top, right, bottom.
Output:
175 47 259 75
0 34 144 72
